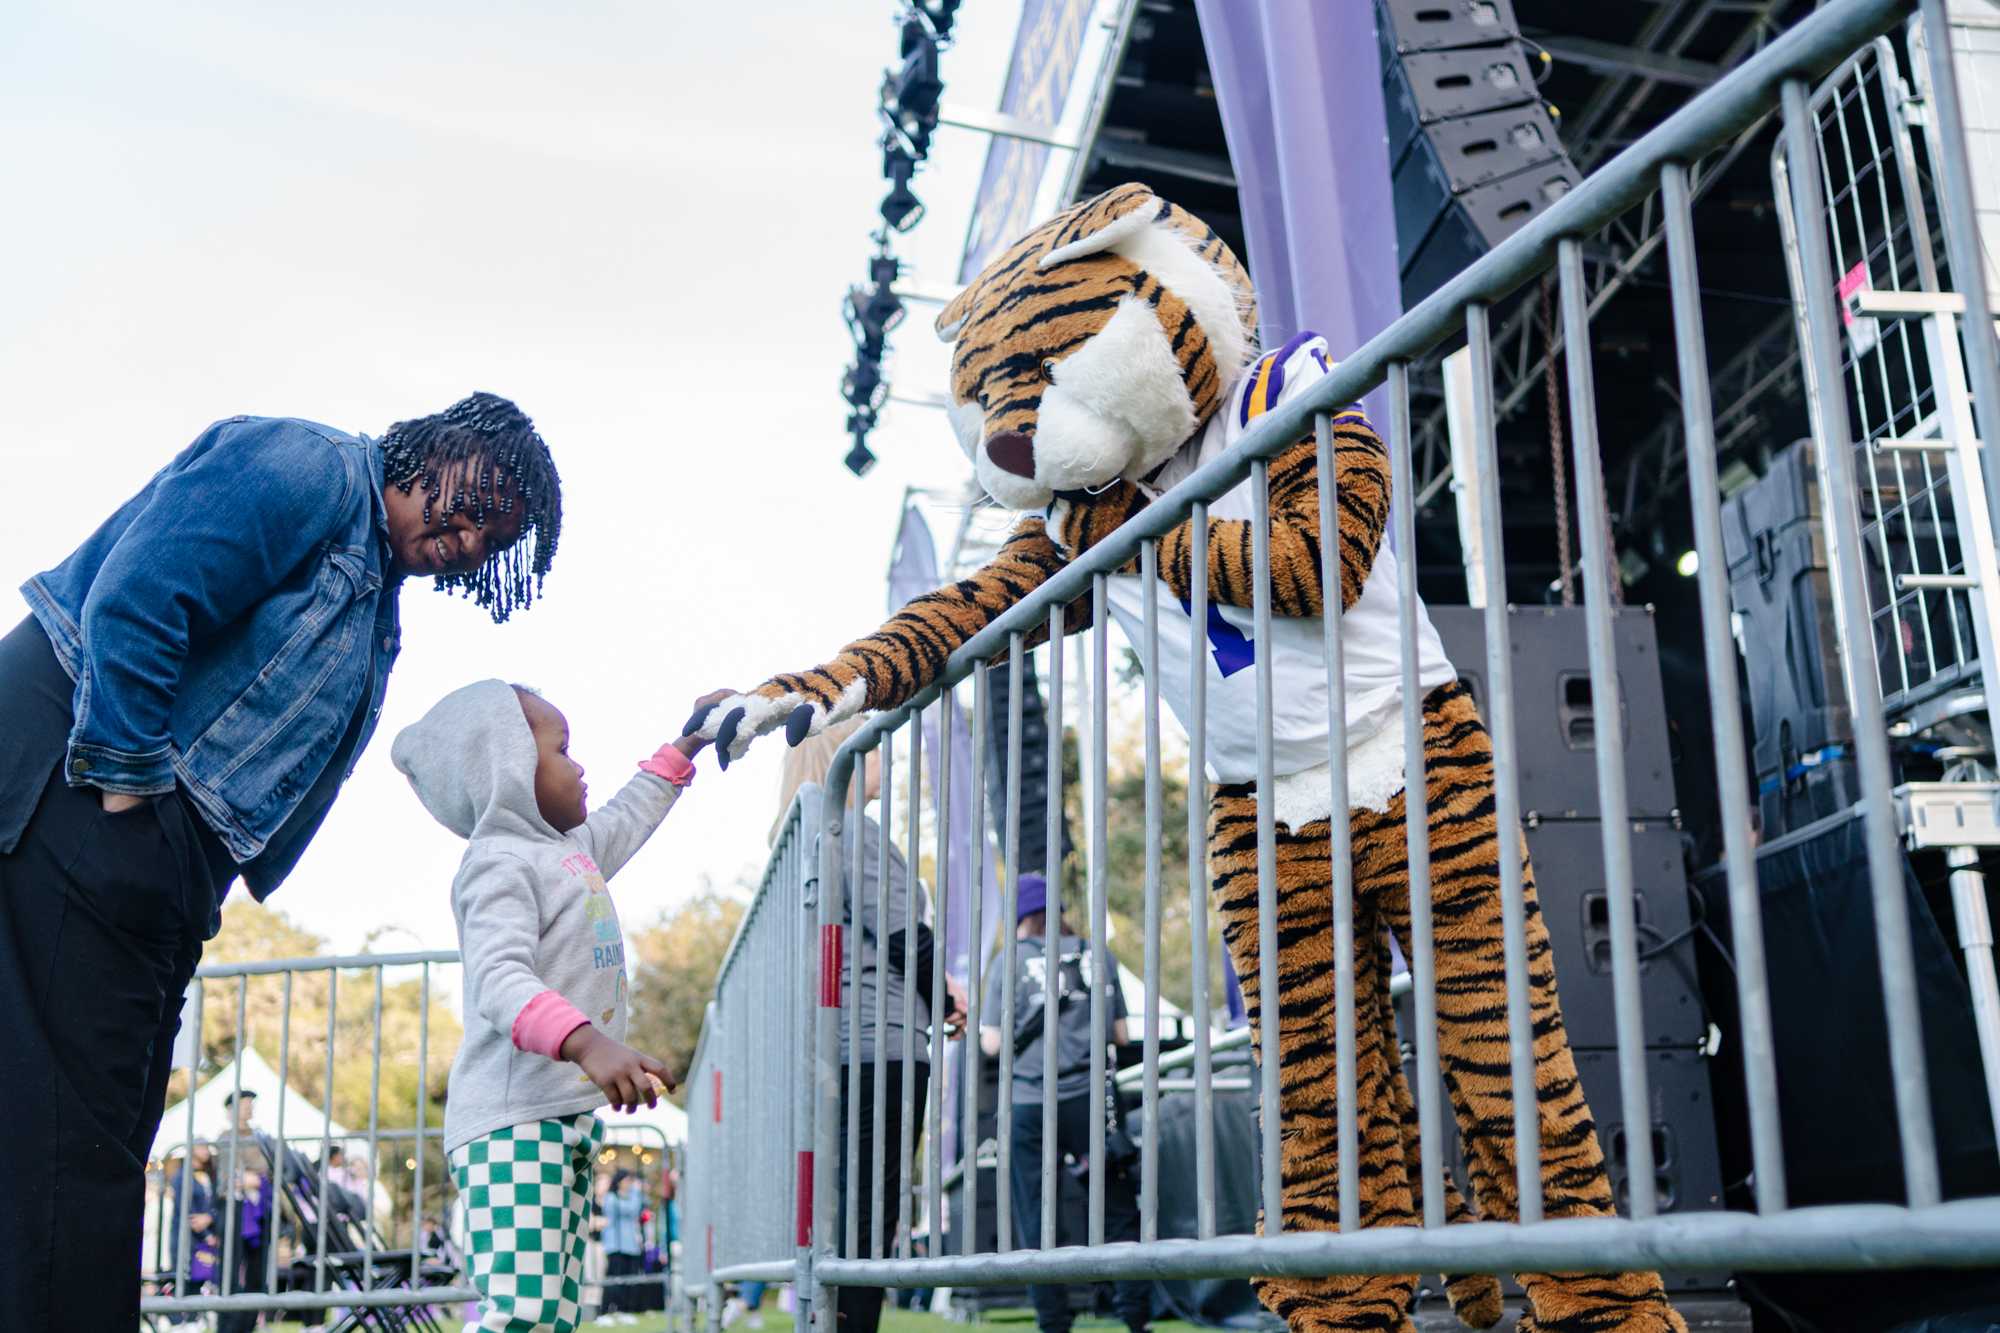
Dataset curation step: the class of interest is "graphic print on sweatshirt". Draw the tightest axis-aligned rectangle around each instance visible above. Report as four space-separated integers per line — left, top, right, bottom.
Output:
565 851 627 979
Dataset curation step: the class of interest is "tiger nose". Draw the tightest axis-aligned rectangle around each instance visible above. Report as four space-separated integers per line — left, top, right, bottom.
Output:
986 432 1036 479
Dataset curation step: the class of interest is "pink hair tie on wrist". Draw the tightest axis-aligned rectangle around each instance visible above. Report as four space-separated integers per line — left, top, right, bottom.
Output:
639 743 695 787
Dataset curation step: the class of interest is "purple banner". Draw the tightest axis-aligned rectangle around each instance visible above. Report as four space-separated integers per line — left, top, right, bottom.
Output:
1193 1 1405 1026
1192 0 1403 426
887 506 1002 1166
956 0 1095 283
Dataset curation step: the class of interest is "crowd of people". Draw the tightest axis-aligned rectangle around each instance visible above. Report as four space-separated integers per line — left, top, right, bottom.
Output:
151 1095 677 1329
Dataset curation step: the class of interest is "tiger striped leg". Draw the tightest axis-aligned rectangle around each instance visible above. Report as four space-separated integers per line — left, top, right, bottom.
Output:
1374 952 1506 1330
1366 683 1685 1333
1209 791 1421 1333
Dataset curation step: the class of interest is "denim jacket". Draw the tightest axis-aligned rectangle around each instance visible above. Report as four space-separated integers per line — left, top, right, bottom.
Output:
22 416 403 893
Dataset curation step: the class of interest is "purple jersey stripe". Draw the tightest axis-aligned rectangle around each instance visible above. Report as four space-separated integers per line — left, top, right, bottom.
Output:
1262 330 1319 415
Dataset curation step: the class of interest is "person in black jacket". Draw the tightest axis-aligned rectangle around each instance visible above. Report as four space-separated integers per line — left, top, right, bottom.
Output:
980 875 1149 1333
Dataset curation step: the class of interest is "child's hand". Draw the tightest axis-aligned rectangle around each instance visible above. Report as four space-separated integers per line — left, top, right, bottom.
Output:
673 689 737 760
560 1025 674 1112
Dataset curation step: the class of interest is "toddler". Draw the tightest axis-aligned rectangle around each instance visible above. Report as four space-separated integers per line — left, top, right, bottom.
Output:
393 679 727 1333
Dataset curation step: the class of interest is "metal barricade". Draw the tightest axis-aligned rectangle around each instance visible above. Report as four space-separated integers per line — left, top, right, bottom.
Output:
681 789 823 1328
140 949 683 1324
793 0 2000 1318
599 1123 683 1319
677 2 2000 1327
143 950 475 1324
1771 3 2000 1152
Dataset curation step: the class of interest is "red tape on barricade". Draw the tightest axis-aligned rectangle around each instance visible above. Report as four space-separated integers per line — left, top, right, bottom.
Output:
820 924 844 1007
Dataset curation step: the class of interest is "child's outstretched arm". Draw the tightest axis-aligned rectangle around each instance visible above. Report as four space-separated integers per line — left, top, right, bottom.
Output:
575 688 733 879
457 851 673 1110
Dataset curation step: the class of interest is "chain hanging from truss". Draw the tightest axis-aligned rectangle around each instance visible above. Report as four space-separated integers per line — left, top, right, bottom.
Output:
1541 278 1577 607
1543 276 1625 607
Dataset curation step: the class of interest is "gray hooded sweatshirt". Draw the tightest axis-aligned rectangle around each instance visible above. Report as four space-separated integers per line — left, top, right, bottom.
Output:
392 679 685 1153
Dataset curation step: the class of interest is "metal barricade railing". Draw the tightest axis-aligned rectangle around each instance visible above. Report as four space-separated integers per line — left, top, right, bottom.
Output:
1772 4 2000 1147
141 950 680 1323
677 1 2000 1326
680 789 823 1325
143 950 474 1323
1772 30 2000 724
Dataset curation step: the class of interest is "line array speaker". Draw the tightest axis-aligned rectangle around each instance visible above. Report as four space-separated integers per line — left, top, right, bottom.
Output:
1376 0 1582 307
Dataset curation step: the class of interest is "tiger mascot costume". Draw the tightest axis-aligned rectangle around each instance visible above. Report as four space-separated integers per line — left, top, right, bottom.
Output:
686 184 1684 1333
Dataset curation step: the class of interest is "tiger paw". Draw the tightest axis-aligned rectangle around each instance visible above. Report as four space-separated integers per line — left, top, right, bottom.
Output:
680 675 869 768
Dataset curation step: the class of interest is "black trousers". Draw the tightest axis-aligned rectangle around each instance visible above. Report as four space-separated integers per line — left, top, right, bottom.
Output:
214 1239 267 1333
1007 1094 1151 1333
605 1252 645 1313
0 618 224 1332
835 1060 928 1333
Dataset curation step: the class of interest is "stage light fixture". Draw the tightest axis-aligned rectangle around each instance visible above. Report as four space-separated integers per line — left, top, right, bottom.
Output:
844 411 878 476
881 17 942 153
843 272 904 359
879 143 925 232
917 0 960 39
843 356 888 412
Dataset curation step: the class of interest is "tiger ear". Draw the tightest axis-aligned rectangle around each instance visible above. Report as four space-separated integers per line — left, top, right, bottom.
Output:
1037 183 1164 270
935 286 977 342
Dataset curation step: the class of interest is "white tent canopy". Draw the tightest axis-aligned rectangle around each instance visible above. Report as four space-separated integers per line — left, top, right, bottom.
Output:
1118 961 1186 1021
602 1096 688 1148
151 1046 350 1164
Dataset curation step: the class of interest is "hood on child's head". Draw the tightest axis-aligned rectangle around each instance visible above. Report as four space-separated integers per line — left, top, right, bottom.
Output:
391 678 556 841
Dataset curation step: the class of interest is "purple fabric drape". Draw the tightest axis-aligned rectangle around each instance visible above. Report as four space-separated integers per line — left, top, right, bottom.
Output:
1193 1 1407 1028
1192 0 1403 419
887 505 1002 1164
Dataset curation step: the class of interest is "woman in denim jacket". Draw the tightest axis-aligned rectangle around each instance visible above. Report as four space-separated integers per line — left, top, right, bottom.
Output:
0 391 563 1332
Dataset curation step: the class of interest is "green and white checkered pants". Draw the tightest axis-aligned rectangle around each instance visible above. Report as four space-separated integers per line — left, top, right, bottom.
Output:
450 1111 604 1333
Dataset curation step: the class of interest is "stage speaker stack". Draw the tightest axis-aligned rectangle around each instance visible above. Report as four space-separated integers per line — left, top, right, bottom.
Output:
1708 436 2000 1327
1719 439 1860 840
1415 606 1727 1290
1376 0 1583 308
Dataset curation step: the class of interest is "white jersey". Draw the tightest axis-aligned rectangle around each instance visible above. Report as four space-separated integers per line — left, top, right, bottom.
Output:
1099 332 1457 828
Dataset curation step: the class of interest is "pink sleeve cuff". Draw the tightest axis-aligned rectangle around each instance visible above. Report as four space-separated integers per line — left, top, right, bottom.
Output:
513 990 591 1059
639 743 695 787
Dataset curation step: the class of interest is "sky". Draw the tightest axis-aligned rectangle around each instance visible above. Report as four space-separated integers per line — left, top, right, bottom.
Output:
0 0 1090 953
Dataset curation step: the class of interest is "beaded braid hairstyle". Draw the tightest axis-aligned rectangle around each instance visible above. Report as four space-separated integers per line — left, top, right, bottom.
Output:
379 392 562 623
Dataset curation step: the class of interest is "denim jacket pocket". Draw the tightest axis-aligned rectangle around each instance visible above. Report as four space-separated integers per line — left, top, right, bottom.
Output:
186 546 374 796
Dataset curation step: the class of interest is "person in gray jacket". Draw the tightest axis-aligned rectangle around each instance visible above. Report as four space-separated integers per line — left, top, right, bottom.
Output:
393 678 727 1333
771 717 965 1333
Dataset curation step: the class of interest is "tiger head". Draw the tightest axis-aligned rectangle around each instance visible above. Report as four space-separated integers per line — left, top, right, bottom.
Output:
935 183 1257 512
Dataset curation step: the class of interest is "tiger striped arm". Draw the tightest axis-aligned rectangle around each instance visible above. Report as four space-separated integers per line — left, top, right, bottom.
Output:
1157 414 1389 616
681 518 1073 766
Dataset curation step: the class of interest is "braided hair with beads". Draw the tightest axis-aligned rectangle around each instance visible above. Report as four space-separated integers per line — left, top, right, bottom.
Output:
379 392 562 623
